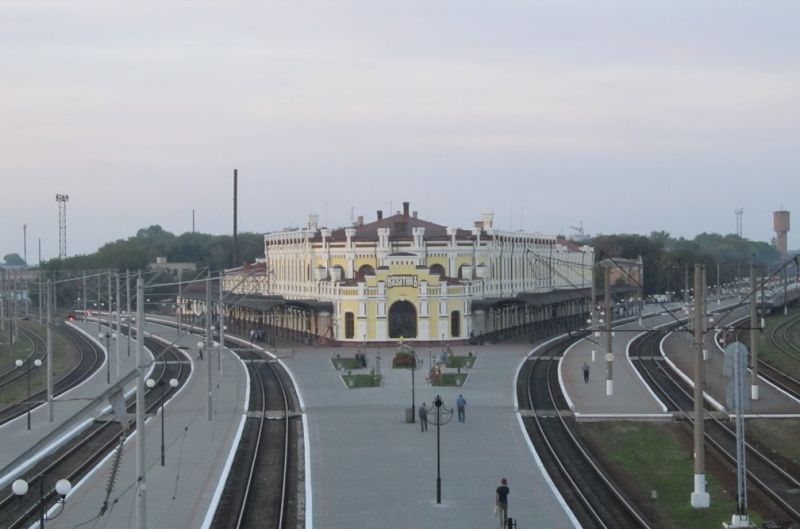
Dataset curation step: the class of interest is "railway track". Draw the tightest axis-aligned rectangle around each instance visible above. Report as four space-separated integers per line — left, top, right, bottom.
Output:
718 317 800 405
0 324 103 426
629 329 800 522
0 334 189 528
517 335 653 529
760 313 800 399
0 326 42 389
210 338 297 529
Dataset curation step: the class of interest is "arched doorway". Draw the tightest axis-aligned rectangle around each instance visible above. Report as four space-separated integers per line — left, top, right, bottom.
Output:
389 300 417 338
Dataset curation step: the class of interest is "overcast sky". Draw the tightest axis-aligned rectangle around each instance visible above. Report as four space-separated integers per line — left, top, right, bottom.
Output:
2 1 798 262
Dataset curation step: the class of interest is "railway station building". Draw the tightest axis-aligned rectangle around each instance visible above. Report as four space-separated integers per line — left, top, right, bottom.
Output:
183 202 604 344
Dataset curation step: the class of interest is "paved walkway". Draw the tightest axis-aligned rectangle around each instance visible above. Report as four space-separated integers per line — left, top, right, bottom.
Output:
280 339 578 529
560 304 682 417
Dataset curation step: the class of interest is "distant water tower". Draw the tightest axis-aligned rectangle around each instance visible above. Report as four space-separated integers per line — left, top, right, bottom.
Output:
773 210 790 258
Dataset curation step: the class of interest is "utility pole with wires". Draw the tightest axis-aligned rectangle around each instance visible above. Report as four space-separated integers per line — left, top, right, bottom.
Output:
749 264 760 400
604 267 613 396
206 276 213 421
691 263 710 508
135 275 147 529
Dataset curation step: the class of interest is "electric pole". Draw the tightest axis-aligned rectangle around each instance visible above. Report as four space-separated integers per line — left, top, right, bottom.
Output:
749 264 759 400
691 263 710 507
604 266 613 396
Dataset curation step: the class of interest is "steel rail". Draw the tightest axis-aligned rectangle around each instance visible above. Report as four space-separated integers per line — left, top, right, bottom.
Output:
523 336 652 529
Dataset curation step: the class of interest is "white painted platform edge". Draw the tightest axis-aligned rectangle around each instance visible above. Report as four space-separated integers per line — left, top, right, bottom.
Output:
625 329 669 413
200 349 250 529
513 333 568 411
713 317 800 407
513 334 582 527
574 413 673 419
659 333 727 413
148 318 313 529
557 339 582 412
514 412 582 529
45 329 164 523
219 332 312 529
0 323 154 488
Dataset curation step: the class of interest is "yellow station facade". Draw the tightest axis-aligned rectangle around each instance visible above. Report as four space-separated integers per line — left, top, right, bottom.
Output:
217 202 594 344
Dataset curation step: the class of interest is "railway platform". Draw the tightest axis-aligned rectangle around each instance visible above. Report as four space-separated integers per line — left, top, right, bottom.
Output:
559 303 684 418
278 337 579 529
0 320 144 480
663 311 800 416
1 319 248 529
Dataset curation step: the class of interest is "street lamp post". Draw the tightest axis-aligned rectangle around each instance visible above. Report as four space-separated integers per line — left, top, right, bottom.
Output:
15 357 42 430
146 377 179 466
431 394 454 504
99 331 116 384
12 476 72 527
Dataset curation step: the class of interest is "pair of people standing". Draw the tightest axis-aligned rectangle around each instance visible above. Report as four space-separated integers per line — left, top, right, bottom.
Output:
418 394 468 432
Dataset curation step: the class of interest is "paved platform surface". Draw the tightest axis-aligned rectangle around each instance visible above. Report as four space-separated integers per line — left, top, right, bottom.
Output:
560 303 684 417
663 305 800 416
280 338 577 529
2 319 248 529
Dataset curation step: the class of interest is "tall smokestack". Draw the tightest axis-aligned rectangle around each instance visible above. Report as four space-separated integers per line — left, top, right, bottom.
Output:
377 210 383 221
403 201 410 217
233 169 239 267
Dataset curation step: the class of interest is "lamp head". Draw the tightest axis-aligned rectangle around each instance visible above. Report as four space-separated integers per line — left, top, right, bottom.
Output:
12 479 28 496
55 479 72 496
34 359 42 368
146 378 156 388
15 359 23 368
169 378 179 388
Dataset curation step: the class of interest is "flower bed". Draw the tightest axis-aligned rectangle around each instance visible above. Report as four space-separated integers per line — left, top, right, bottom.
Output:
392 351 418 368
332 356 364 370
342 373 382 388
429 372 468 387
444 354 476 369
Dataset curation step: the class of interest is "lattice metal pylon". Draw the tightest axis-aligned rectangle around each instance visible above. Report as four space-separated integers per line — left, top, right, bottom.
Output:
734 208 743 238
56 193 69 259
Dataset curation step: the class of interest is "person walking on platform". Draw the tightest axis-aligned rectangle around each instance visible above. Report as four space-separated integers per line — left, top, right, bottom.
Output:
456 394 467 423
582 361 590 384
495 478 510 528
418 403 428 432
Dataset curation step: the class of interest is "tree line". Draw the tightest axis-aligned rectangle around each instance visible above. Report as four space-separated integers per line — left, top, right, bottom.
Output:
36 225 264 307
587 231 785 296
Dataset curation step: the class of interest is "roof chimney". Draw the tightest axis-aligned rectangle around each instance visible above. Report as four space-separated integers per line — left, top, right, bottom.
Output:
412 211 418 219
377 210 383 221
403 201 410 217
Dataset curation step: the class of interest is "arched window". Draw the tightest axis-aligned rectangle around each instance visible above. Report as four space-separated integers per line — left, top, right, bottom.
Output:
356 264 375 282
429 264 446 279
451 311 461 338
389 301 417 338
344 312 355 339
